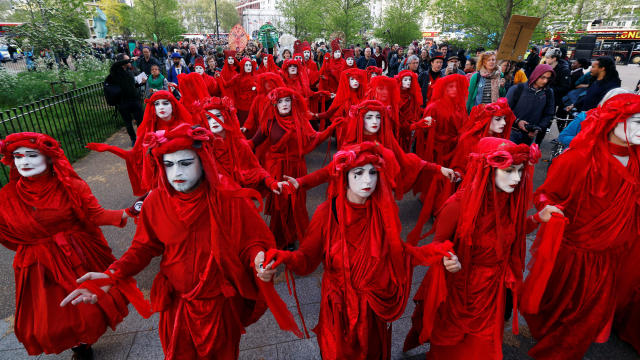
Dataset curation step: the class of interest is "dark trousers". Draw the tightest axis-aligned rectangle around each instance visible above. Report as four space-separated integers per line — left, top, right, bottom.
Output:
117 100 143 143
510 128 546 145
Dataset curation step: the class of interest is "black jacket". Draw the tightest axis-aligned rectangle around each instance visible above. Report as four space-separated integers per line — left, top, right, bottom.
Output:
550 59 571 107
110 59 142 102
507 83 555 130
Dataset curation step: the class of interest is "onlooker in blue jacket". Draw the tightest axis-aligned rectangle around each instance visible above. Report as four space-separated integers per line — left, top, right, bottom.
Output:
167 52 190 86
565 56 621 113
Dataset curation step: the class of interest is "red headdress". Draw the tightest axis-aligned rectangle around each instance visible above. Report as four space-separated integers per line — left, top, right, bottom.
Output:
396 70 423 131
281 59 311 98
568 93 640 194
177 72 210 113
256 72 285 96
429 73 468 110
366 76 401 133
142 90 193 134
342 99 395 148
262 87 317 156
342 48 354 59
366 66 383 81
301 41 311 52
326 141 415 328
223 49 237 59
258 53 279 74
195 96 242 137
194 57 205 69
330 38 341 52
238 57 256 74
1 132 93 221
293 40 303 55
221 50 239 81
451 98 515 173
331 68 368 112
396 70 423 108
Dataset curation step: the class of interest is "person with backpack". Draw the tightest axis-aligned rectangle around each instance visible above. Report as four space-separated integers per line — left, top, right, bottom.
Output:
107 53 145 146
507 64 555 145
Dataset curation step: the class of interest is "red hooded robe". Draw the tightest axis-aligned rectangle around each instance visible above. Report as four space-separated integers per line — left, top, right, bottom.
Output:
224 58 257 125
396 70 424 152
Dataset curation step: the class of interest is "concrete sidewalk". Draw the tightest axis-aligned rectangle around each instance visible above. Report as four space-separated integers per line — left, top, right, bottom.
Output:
0 128 638 360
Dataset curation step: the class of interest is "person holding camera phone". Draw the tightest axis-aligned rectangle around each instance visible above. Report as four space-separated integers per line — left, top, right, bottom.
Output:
441 55 465 77
507 64 556 145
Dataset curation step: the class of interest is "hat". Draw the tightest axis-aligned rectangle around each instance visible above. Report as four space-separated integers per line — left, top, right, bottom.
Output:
343 48 354 59
430 52 444 62
194 57 205 68
171 52 182 59
330 38 341 52
447 55 459 61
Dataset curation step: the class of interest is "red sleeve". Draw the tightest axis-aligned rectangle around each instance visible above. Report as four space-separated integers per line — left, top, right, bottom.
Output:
534 149 585 212
432 198 460 245
388 139 439 195
244 99 260 132
284 201 329 275
235 198 276 267
236 139 271 188
108 195 164 277
297 165 331 190
74 179 126 227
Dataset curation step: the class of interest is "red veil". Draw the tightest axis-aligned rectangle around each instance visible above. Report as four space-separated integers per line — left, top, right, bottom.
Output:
342 99 395 149
396 70 423 151
226 58 258 116
220 50 238 81
319 40 346 93
177 72 211 114
366 66 383 81
86 90 193 196
257 53 279 74
244 73 286 134
281 59 312 98
451 98 515 174
366 76 401 136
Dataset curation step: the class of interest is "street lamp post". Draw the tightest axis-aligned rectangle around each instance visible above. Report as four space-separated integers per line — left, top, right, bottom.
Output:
214 0 220 39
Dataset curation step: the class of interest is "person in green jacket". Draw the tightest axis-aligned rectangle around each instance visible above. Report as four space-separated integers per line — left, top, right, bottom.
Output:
466 51 506 113
144 63 169 98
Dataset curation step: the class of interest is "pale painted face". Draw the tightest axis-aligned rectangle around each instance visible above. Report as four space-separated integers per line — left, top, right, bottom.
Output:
243 61 253 73
346 57 354 66
154 99 173 120
163 149 203 193
303 50 311 60
613 114 640 145
489 115 507 134
13 146 48 177
227 57 234 65
494 163 524 193
333 50 341 59
263 56 269 65
288 65 298 75
401 76 411 90
347 163 378 200
363 110 381 134
277 96 292 115
195 65 205 75
207 109 224 134
349 77 360 89
294 55 302 62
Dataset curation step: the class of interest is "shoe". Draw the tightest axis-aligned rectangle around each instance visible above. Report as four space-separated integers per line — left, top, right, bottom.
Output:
71 344 93 360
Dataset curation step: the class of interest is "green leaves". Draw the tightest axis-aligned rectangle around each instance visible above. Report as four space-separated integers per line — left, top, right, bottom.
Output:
374 0 428 45
130 0 185 42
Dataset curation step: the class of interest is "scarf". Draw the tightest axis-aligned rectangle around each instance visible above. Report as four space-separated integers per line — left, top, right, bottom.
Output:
479 68 501 104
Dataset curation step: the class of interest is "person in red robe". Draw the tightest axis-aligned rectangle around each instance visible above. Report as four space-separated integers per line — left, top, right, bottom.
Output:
366 76 401 136
287 100 456 200
615 231 640 354
366 65 383 82
177 72 211 114
404 137 560 360
265 142 454 360
409 74 469 243
242 72 285 137
256 53 279 74
249 87 342 249
0 132 131 359
220 49 239 82
223 58 257 126
314 68 368 142
450 98 515 176
194 96 279 194
61 124 302 359
193 57 224 97
86 90 193 196
343 48 357 70
319 39 346 94
280 59 312 99
301 41 320 89
396 69 424 152
522 93 640 360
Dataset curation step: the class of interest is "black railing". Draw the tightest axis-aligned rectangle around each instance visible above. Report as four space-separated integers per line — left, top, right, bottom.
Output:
0 82 121 185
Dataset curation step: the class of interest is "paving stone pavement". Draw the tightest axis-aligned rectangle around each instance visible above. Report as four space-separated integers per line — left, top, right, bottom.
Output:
2 70 640 359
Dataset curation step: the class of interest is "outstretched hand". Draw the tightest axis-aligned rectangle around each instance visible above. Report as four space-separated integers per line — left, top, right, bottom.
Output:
60 272 111 307
86 143 111 152
443 252 461 273
264 248 293 269
283 175 299 190
440 167 458 182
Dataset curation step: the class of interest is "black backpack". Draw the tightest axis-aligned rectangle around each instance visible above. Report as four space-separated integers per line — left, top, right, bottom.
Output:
103 74 121 106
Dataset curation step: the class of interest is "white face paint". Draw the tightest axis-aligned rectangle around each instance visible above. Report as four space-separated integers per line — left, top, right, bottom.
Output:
13 146 48 177
243 61 253 73
195 65 205 75
303 50 311 60
288 65 298 75
263 57 268 65
401 76 411 90
347 163 378 200
294 55 302 62
227 57 234 65
277 96 292 115
613 114 640 145
163 149 203 193
489 115 507 134
333 50 341 59
349 77 360 89
207 109 224 134
346 57 354 66
494 163 524 193
154 99 173 121
363 110 381 134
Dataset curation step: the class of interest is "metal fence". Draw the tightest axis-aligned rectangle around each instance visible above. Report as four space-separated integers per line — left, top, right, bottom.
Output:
0 82 121 185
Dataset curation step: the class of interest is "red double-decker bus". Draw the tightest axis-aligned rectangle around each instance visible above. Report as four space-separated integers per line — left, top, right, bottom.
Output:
0 22 23 36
